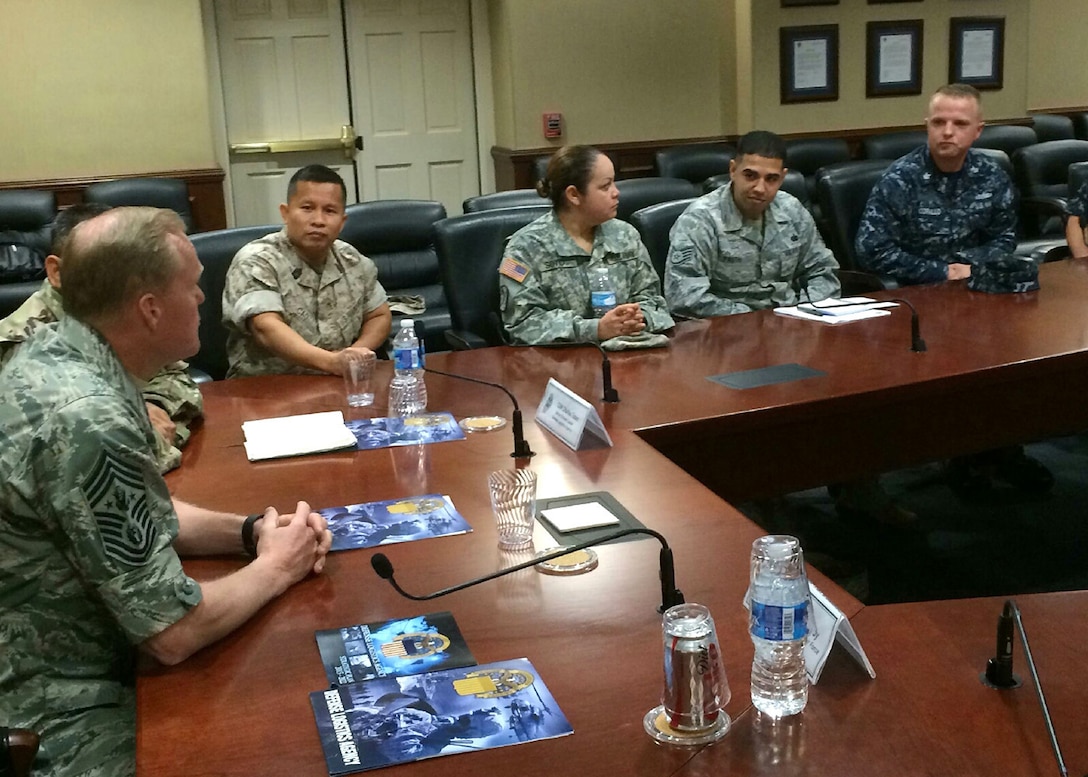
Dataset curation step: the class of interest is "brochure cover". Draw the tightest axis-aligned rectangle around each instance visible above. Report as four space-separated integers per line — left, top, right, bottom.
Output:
310 658 573 775
345 412 465 450
315 612 476 687
319 495 472 552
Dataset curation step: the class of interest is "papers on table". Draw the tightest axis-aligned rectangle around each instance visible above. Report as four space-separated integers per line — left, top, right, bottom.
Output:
540 501 621 532
775 296 896 325
242 410 357 461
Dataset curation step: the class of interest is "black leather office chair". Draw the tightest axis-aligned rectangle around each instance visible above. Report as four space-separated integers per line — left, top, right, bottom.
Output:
189 224 278 380
653 143 736 185
434 205 550 349
0 189 55 286
340 200 449 354
1072 113 1088 142
84 177 195 233
464 189 546 213
1 726 39 777
811 159 892 274
785 137 851 199
1031 114 1075 143
1012 140 1088 236
629 198 696 284
615 178 699 223
862 130 926 162
976 125 1038 157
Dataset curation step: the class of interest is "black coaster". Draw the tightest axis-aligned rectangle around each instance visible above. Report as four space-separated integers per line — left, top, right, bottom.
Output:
536 491 648 546
707 362 825 390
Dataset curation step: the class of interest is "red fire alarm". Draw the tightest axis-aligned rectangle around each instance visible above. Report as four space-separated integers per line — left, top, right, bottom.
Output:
543 112 563 139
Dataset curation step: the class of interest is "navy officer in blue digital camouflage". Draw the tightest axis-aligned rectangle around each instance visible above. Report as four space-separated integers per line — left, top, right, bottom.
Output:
856 84 1052 497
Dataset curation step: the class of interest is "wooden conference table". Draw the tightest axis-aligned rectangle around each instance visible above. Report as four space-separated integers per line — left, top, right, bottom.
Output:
137 263 1088 776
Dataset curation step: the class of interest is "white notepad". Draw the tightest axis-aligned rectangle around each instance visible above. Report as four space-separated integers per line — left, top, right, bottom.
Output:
540 502 621 532
241 411 357 462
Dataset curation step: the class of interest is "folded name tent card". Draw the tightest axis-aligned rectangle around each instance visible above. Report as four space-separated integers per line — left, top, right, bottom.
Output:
803 582 876 684
242 410 358 461
535 378 612 451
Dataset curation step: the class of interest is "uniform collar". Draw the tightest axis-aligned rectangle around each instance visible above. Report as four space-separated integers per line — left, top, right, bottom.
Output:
277 227 344 289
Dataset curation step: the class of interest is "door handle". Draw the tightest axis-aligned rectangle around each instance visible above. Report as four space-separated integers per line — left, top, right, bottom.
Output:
230 126 359 159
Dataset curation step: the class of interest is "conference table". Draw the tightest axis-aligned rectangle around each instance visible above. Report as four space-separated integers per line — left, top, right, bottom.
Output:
137 262 1088 776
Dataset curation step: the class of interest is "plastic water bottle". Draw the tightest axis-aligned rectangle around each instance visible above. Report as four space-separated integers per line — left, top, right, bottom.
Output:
389 319 427 416
748 534 809 718
590 265 617 317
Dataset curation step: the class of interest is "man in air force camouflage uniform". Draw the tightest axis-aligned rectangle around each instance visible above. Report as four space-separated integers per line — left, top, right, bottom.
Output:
0 207 332 777
499 210 674 345
855 83 1017 285
855 84 1052 497
0 204 202 473
664 130 839 319
222 164 391 377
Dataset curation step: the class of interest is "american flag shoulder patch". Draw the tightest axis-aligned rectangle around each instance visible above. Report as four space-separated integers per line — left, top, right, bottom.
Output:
499 256 530 283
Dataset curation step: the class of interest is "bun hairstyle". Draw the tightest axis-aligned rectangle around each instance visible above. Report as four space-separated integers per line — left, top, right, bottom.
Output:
537 145 602 210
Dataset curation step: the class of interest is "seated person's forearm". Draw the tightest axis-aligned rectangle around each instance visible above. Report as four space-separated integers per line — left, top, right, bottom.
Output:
352 305 392 351
249 313 339 373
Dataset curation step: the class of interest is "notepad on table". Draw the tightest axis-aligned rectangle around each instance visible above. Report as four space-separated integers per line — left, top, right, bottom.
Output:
540 501 621 532
241 410 357 461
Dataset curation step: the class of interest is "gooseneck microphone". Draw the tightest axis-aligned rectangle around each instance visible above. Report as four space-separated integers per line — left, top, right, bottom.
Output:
887 298 927 353
371 526 684 613
980 599 1071 777
423 366 534 459
589 341 620 403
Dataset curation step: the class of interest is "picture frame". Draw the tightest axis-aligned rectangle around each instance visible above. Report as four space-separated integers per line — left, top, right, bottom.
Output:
781 0 838 6
949 17 1005 90
867 0 921 4
866 19 924 98
779 25 840 104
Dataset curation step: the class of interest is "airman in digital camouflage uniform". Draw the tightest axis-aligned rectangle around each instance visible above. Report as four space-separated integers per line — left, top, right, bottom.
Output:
0 203 202 473
855 84 1052 497
222 164 392 377
499 145 673 345
664 130 839 319
0 207 332 777
855 83 1017 285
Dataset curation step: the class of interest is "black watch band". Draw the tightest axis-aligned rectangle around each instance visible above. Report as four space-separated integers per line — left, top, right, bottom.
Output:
242 513 262 559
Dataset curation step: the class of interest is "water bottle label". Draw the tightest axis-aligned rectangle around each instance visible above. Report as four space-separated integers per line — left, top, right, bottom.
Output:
393 347 418 371
750 602 807 641
591 290 617 309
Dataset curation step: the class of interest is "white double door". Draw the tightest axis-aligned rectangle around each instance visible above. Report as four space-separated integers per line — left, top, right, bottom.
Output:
215 0 479 225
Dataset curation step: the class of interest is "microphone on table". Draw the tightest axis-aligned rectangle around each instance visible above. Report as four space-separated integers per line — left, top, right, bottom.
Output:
423 366 534 459
887 298 927 353
371 526 685 613
980 599 1072 777
532 341 620 404
795 277 926 353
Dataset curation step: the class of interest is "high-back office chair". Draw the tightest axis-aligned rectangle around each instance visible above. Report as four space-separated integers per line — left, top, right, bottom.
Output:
1 726 39 777
810 159 892 274
340 200 449 353
463 189 546 213
1072 113 1088 142
862 130 926 162
84 177 195 233
1031 114 1075 143
1012 139 1088 236
434 206 549 349
188 224 278 381
785 137 852 198
629 198 697 284
976 125 1038 157
0 189 55 316
653 143 736 186
615 178 699 223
